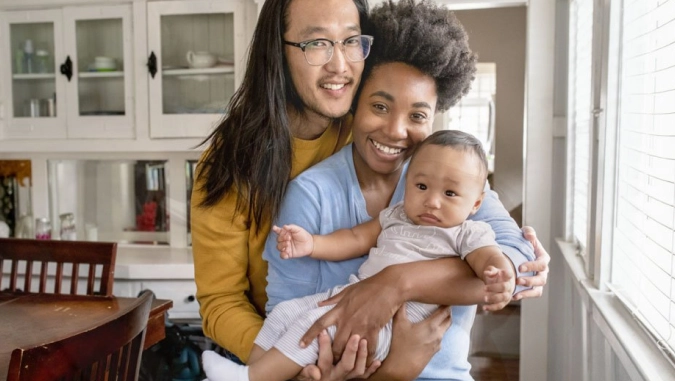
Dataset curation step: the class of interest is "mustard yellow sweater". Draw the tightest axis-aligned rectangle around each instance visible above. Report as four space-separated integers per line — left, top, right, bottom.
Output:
191 119 351 362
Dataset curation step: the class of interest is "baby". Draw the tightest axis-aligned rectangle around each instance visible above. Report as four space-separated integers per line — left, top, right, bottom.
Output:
202 130 520 381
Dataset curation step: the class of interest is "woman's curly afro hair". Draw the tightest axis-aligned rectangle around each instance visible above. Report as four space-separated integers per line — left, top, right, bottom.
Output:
364 0 478 112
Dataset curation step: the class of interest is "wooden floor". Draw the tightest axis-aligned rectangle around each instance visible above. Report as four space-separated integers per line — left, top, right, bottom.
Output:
468 304 521 381
469 353 520 381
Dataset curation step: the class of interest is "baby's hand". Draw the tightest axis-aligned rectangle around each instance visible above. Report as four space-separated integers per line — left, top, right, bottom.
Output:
482 266 514 312
272 224 314 259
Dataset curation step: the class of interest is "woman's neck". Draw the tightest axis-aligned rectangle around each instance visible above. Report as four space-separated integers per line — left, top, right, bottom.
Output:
352 148 403 218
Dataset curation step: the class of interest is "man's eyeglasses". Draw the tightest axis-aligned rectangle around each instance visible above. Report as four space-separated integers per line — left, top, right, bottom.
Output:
283 35 374 66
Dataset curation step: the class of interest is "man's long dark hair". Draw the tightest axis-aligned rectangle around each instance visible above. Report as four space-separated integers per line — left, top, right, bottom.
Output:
197 0 370 233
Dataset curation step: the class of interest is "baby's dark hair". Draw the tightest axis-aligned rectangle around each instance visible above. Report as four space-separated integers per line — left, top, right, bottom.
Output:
410 130 489 182
362 0 478 112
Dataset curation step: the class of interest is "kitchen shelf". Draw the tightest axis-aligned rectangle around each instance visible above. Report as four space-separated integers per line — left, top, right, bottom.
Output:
162 67 234 76
79 71 125 78
12 73 56 80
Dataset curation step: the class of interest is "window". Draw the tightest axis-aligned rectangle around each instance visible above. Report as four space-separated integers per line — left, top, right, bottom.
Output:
568 0 675 359
568 0 594 256
446 63 496 171
608 0 675 357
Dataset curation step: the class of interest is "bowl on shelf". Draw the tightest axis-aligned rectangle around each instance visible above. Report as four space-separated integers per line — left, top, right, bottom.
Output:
90 56 117 71
186 51 216 69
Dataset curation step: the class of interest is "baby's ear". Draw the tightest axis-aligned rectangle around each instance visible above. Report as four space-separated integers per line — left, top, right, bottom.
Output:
470 192 486 215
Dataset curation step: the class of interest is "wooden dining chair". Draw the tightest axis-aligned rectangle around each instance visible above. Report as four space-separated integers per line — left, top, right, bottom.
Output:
0 238 117 296
6 290 154 381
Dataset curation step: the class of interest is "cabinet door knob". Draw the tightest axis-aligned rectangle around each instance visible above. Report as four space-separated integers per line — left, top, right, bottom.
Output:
147 52 158 78
60 56 73 82
186 295 196 303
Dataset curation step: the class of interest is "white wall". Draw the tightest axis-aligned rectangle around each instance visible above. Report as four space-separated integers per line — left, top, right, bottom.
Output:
453 6 527 213
521 0 555 379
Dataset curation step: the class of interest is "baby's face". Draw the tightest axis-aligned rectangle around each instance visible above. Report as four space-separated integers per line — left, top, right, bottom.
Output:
403 144 485 228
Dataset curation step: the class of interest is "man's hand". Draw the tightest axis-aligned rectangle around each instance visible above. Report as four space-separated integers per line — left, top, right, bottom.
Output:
296 331 380 381
513 226 550 300
366 305 451 381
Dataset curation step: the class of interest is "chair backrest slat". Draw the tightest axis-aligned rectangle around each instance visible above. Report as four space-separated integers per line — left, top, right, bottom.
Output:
6 291 153 381
87 264 96 295
39 262 48 293
55 262 63 294
23 260 33 293
94 357 106 381
9 260 18 291
0 238 116 296
70 263 79 295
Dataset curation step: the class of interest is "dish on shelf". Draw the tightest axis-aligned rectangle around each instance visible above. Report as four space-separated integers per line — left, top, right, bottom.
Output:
86 56 117 71
86 68 118 72
186 51 217 68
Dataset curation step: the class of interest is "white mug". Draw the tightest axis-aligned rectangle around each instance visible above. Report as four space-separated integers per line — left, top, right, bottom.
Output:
186 51 216 68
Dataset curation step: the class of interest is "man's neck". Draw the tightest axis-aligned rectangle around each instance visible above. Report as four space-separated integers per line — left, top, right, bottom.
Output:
288 108 335 140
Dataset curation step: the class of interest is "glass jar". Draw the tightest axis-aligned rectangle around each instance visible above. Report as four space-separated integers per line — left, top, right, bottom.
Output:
35 217 51 240
35 49 50 73
59 213 76 241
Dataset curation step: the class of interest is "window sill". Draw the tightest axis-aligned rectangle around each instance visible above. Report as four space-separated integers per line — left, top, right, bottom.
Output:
556 239 675 380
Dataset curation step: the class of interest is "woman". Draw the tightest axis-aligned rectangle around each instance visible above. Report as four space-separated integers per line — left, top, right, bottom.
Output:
192 0 549 379
262 1 539 379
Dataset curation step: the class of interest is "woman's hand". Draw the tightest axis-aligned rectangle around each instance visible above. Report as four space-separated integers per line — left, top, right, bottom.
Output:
300 269 405 364
367 305 452 381
296 331 380 381
513 226 550 300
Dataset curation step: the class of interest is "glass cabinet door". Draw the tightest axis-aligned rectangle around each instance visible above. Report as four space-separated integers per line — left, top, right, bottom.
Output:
147 0 245 138
1 10 67 139
63 5 134 139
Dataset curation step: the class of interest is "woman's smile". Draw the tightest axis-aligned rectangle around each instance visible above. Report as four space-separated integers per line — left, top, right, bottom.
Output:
370 138 404 155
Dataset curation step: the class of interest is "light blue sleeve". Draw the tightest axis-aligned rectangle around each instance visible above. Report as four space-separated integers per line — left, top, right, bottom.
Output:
263 179 324 314
469 188 536 293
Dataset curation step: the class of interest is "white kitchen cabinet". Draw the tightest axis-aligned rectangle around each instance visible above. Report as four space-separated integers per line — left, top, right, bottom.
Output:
111 246 200 321
146 0 246 138
113 279 199 321
0 0 252 144
0 5 135 139
63 5 135 138
140 280 199 320
0 9 67 139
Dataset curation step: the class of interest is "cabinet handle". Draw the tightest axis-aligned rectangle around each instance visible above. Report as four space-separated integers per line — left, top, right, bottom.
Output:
185 295 196 303
147 52 158 78
60 56 73 82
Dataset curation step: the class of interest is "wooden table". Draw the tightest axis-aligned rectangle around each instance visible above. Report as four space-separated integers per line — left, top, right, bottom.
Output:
0 293 172 380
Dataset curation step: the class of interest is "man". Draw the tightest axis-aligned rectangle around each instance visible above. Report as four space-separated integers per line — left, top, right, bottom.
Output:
191 0 378 378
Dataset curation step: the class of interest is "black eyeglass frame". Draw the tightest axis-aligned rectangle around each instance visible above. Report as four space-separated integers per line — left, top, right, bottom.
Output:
283 34 374 66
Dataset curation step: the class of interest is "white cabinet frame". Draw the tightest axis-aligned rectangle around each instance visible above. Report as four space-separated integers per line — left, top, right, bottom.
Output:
0 9 68 139
147 0 246 138
63 5 135 139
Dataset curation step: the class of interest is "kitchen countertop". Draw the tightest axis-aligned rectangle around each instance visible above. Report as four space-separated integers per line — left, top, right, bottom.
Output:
114 245 195 280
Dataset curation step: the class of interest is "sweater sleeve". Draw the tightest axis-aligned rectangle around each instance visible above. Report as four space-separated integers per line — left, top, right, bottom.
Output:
191 178 262 363
468 189 536 293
